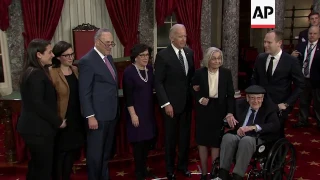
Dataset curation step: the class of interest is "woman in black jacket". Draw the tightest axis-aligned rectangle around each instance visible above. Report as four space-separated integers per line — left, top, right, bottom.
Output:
17 39 66 180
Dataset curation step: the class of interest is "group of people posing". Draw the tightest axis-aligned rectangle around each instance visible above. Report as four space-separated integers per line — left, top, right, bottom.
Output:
16 22 309 180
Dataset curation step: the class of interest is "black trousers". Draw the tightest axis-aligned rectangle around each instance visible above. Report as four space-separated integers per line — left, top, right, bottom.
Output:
132 140 151 179
299 79 314 123
87 120 117 180
21 134 55 180
52 149 80 180
162 108 191 173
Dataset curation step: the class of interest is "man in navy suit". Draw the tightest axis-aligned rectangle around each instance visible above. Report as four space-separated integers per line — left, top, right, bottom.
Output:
78 28 118 180
292 26 320 129
251 30 304 138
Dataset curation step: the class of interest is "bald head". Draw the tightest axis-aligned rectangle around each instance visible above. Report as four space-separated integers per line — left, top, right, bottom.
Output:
308 25 320 43
169 24 187 49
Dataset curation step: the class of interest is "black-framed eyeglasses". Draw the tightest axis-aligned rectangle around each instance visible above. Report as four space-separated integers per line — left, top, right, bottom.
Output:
61 53 75 59
99 39 116 47
138 53 150 58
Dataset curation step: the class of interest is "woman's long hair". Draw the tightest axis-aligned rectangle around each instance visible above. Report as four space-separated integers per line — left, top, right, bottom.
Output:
52 41 73 68
19 39 51 86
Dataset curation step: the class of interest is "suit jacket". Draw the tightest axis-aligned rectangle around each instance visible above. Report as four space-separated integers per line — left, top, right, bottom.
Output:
298 29 308 44
192 67 235 114
228 98 280 141
154 45 195 114
251 51 304 106
295 41 320 88
78 49 118 121
17 68 61 136
49 66 79 120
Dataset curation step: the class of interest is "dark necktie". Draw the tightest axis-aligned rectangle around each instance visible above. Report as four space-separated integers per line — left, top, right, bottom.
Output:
178 50 186 73
267 57 275 82
303 43 314 76
246 109 257 136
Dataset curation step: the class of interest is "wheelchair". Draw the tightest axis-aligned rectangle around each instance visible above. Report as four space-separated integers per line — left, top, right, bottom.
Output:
212 132 297 180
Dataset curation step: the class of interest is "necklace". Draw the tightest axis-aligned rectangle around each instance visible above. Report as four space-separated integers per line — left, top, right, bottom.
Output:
133 63 148 82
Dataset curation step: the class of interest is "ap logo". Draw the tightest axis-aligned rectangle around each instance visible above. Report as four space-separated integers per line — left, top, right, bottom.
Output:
251 0 275 28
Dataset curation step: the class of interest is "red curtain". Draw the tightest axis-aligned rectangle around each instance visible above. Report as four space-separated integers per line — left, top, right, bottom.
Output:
175 0 203 69
105 0 140 56
155 0 177 27
0 0 12 31
21 0 64 49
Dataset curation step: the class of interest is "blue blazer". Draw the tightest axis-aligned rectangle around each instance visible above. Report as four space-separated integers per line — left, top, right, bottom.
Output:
78 48 119 121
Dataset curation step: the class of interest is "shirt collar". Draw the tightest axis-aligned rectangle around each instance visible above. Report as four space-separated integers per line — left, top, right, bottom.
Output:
94 47 105 59
308 40 318 46
268 49 282 60
171 44 184 55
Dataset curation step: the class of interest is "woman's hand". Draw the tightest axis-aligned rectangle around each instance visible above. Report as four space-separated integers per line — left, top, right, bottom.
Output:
226 114 238 128
200 98 209 106
193 85 200 91
131 114 139 127
60 119 67 128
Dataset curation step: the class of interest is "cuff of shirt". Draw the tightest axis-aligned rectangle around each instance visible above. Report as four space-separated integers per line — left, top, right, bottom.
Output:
198 98 203 104
255 124 262 132
86 114 95 118
161 102 170 108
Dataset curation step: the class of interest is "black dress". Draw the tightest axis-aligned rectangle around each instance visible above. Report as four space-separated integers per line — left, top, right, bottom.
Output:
55 73 85 151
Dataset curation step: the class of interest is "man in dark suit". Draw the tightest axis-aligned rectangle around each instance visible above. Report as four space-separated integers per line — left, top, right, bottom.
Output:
251 30 304 138
292 25 320 128
154 24 195 180
298 12 319 44
218 85 280 180
78 28 118 180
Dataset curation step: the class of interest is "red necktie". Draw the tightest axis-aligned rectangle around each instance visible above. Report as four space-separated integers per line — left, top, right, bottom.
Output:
103 56 116 80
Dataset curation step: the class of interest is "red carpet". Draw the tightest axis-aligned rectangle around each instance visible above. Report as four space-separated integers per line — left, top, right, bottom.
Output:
0 107 319 180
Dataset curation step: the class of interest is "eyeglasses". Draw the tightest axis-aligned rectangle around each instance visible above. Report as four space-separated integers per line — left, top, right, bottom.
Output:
138 53 150 58
99 39 116 47
249 96 263 101
61 53 75 59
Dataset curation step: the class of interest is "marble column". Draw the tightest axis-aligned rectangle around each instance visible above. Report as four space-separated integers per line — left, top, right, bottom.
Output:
200 0 212 54
6 0 24 91
138 0 154 50
222 0 239 91
275 0 286 31
313 0 320 13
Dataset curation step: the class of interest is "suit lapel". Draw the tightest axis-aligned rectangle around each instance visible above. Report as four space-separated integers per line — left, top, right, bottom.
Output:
202 68 209 97
239 104 249 126
183 47 193 75
168 45 186 76
217 68 223 98
91 50 116 84
254 106 266 125
57 69 69 89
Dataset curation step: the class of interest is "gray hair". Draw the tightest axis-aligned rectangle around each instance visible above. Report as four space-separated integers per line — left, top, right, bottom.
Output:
94 28 111 41
201 47 224 68
169 24 185 39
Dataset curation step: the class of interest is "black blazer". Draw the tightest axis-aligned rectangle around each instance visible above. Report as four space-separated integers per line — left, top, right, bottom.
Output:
78 49 119 121
251 51 304 106
228 98 280 141
17 68 62 136
154 45 195 114
295 41 320 88
192 67 235 114
298 29 308 44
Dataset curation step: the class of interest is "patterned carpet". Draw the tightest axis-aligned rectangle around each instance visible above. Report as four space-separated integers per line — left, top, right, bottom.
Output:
0 106 319 180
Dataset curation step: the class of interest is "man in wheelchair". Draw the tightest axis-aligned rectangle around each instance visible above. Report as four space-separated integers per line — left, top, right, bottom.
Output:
218 85 280 180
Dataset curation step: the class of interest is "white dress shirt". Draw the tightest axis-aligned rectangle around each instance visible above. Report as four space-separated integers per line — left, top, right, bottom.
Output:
265 50 282 75
303 40 318 78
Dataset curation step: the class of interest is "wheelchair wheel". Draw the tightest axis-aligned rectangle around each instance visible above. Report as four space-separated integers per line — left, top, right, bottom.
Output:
264 139 296 180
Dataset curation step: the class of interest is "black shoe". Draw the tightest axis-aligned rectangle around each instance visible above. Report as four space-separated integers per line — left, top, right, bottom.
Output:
292 121 310 128
232 173 243 180
218 168 230 180
166 172 176 180
210 158 220 179
200 174 207 180
177 169 191 177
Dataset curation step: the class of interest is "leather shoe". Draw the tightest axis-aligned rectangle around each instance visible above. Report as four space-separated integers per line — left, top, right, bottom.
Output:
292 121 310 128
166 172 176 180
177 169 191 177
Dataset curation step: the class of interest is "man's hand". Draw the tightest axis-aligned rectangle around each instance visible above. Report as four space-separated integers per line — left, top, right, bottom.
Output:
88 116 98 130
200 98 209 106
291 50 300 57
226 114 238 128
193 85 200 91
131 114 139 127
237 126 254 136
165 104 174 118
278 103 287 110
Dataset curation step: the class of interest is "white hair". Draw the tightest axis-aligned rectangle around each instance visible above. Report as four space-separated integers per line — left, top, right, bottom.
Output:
201 47 224 68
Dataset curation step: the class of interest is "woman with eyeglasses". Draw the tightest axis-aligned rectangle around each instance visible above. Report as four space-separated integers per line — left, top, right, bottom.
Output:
49 41 85 180
123 44 157 180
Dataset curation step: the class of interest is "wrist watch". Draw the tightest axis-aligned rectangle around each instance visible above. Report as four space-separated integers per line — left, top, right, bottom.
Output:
252 125 257 131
